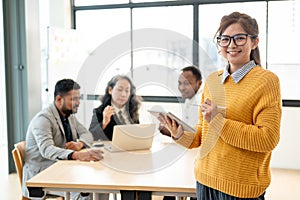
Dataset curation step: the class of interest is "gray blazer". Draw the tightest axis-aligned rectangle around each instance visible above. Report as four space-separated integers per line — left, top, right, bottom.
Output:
22 103 93 198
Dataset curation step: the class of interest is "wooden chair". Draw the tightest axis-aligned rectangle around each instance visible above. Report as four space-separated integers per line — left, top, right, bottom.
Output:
12 141 64 200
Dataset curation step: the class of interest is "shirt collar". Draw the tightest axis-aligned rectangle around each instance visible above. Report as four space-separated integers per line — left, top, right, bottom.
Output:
221 60 257 84
111 102 126 113
55 104 69 121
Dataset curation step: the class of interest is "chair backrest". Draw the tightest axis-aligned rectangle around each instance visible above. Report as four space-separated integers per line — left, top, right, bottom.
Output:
12 141 26 187
11 141 64 200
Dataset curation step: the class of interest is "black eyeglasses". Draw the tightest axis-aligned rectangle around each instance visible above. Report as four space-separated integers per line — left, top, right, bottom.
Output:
216 33 257 48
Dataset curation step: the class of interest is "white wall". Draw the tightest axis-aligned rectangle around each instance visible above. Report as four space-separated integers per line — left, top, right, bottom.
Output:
25 0 42 120
49 0 72 29
271 107 300 169
25 0 72 120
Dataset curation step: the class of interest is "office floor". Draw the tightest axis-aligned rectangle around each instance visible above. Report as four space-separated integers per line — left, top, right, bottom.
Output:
1 168 300 200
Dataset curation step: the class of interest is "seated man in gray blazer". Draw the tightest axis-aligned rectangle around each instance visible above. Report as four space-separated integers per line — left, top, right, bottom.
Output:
22 79 103 200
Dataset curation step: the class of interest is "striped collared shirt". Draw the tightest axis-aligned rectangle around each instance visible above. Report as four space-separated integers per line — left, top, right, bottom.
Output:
111 102 132 124
221 60 257 84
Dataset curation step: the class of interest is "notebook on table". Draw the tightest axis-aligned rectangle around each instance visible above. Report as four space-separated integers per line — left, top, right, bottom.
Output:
104 123 156 152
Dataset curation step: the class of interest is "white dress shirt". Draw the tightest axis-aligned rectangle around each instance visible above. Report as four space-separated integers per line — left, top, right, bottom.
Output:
182 87 202 128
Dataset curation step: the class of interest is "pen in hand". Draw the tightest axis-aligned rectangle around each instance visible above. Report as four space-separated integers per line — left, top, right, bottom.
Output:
189 103 226 110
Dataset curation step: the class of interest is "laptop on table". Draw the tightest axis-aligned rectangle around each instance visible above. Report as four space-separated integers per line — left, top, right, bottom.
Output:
105 123 156 152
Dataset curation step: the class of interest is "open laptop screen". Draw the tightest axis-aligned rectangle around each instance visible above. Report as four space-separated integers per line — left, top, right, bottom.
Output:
105 124 156 152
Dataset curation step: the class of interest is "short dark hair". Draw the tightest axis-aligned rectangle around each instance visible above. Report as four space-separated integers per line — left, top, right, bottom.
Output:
54 79 80 100
181 66 202 81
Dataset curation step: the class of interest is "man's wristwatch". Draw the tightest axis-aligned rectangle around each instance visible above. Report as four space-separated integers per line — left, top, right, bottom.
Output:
67 152 74 160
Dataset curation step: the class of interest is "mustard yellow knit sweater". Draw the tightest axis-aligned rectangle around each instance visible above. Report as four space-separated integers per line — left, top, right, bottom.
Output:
177 66 282 198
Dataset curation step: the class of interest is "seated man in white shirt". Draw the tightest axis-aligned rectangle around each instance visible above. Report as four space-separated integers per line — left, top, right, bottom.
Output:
159 65 202 137
179 66 203 127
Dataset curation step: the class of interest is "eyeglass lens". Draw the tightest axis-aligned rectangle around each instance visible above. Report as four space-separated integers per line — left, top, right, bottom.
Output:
217 34 249 47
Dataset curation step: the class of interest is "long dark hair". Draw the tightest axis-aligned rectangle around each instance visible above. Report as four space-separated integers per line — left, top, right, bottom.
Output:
100 75 142 123
214 12 261 66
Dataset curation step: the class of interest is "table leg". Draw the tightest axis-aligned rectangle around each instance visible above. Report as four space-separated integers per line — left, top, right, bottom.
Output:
65 192 70 200
113 193 118 200
93 193 99 200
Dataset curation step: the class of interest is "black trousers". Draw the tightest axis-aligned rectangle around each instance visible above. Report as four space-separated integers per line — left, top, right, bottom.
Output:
163 197 197 200
196 182 265 200
121 190 152 200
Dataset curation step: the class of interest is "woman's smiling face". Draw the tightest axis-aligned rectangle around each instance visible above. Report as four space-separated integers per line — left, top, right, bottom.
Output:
219 23 258 72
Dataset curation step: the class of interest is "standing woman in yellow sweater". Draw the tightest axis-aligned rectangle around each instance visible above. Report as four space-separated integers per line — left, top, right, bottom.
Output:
164 12 282 200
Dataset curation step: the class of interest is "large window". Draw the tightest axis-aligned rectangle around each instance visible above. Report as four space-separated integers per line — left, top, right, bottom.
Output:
74 5 194 98
132 5 193 97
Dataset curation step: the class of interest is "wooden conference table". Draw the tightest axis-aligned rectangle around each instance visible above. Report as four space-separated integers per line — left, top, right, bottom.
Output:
26 141 197 200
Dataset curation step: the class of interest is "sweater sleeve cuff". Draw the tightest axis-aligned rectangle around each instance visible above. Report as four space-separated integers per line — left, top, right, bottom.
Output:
175 131 196 148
